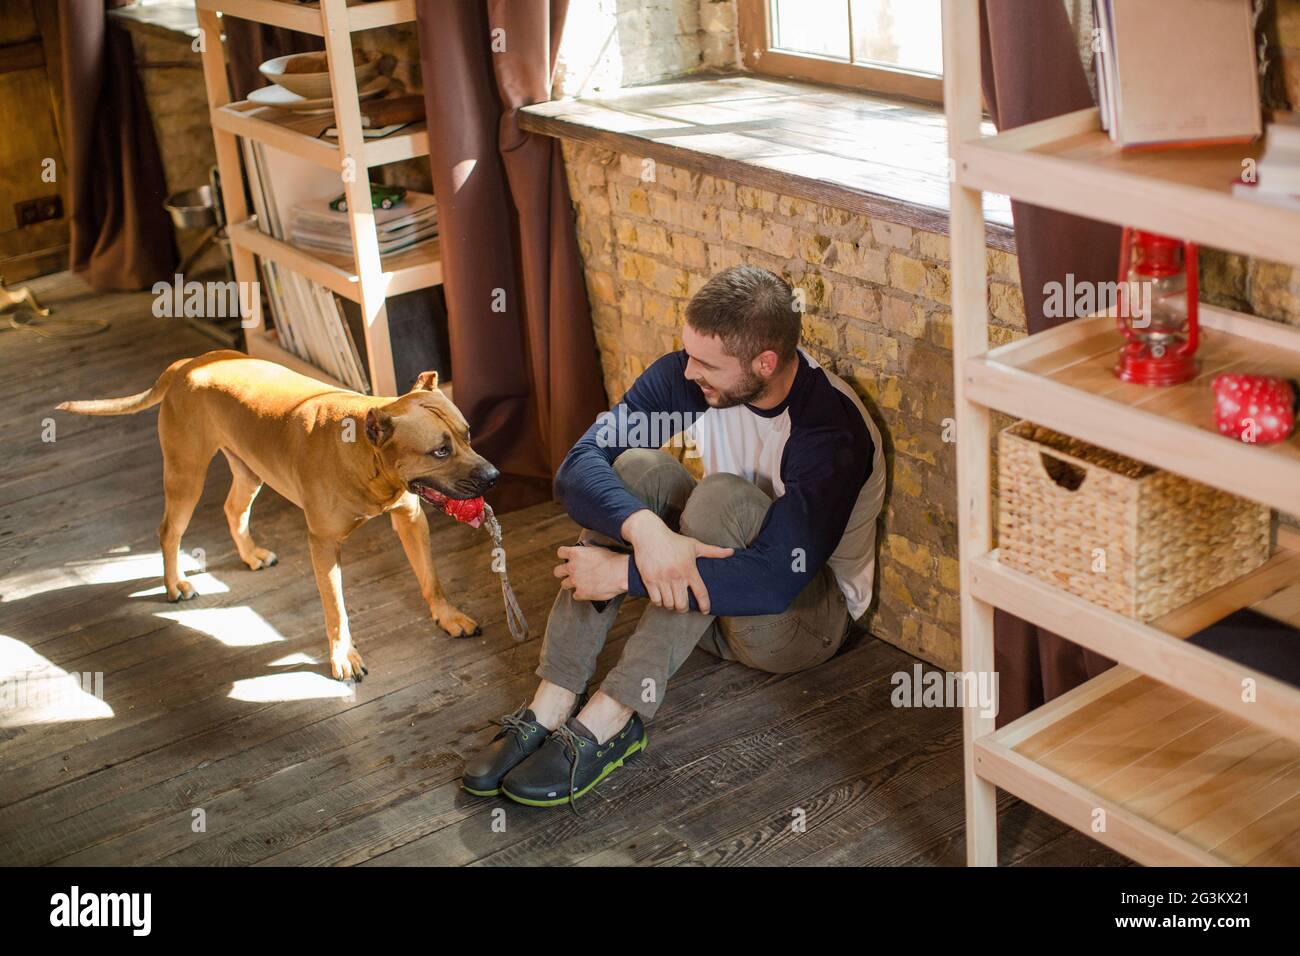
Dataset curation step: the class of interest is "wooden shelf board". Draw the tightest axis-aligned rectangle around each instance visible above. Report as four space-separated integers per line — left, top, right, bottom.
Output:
228 221 442 302
965 305 1300 516
245 330 351 391
212 101 429 169
954 107 1300 269
195 0 414 35
970 545 1300 746
977 666 1300 866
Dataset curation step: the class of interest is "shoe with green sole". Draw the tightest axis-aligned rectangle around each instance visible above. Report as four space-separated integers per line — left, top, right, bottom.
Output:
461 704 553 797
501 714 646 811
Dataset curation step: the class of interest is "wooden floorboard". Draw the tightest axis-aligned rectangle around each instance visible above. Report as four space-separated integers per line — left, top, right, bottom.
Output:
0 273 1123 866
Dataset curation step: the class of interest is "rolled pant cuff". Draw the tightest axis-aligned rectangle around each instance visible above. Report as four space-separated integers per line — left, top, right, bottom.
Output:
599 672 662 721
534 662 588 699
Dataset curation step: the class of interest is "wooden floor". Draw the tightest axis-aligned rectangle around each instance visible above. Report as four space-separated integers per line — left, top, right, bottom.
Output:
0 273 1126 866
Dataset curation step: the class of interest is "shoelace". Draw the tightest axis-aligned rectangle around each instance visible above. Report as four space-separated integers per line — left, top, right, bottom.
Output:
548 723 588 816
492 704 534 742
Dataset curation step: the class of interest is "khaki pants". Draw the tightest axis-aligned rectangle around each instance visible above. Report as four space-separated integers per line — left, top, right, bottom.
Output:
537 449 850 718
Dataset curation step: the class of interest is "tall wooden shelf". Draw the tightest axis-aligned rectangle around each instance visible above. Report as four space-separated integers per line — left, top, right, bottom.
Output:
942 0 1300 866
196 0 436 396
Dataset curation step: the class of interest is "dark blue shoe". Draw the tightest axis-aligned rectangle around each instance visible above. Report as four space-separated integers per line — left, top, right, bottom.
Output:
462 704 552 797
500 714 647 811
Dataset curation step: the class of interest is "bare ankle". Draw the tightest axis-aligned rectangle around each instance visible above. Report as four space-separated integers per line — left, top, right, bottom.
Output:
577 691 635 744
530 680 578 730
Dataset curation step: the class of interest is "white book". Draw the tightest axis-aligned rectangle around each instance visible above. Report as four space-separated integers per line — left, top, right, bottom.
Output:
257 143 345 241
1095 0 1117 137
331 295 371 395
312 282 363 392
1233 181 1300 211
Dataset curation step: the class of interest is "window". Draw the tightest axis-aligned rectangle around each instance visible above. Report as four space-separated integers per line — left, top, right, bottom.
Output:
737 0 944 103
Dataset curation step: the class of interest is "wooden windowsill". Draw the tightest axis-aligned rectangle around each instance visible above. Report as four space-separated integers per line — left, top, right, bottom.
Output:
520 73 1016 253
108 0 202 43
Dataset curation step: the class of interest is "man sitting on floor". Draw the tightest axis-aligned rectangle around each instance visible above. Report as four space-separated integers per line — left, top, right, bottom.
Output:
463 265 887 808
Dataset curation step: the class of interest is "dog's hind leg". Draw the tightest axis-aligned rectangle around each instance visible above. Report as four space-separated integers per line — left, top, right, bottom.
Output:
159 454 209 603
390 493 480 638
158 405 213 602
307 530 366 681
221 450 277 571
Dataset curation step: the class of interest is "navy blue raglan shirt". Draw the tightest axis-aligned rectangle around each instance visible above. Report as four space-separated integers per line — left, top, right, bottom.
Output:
554 349 884 619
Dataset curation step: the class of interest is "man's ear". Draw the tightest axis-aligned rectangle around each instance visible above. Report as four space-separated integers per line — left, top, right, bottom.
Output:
754 349 780 378
365 408 395 447
412 370 439 391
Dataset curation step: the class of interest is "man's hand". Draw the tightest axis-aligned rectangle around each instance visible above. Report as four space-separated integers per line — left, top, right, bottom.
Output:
554 544 629 601
620 509 733 614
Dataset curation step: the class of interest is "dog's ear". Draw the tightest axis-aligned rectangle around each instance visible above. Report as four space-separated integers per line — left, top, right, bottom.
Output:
365 408 395 447
412 370 439 391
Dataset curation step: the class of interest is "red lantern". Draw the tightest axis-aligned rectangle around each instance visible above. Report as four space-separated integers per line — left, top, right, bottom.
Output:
1115 228 1199 386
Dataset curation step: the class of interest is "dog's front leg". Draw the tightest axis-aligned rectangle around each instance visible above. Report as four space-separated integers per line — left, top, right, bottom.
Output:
307 531 367 680
390 494 480 638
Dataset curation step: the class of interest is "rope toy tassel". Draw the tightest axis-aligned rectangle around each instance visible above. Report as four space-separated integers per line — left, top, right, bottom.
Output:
421 494 529 642
482 502 529 642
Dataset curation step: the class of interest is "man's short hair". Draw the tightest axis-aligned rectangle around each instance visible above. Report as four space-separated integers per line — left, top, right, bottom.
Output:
685 265 800 364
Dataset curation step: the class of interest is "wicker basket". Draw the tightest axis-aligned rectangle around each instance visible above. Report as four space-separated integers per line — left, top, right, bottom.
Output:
997 422 1271 621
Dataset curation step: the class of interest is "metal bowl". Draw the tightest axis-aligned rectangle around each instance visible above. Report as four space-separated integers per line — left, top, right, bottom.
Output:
164 185 216 230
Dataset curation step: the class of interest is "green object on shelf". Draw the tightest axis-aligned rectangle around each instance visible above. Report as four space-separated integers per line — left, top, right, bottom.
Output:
330 185 407 213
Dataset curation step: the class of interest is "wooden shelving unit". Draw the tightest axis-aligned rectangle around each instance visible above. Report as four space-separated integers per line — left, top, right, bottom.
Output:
196 0 437 396
942 0 1300 866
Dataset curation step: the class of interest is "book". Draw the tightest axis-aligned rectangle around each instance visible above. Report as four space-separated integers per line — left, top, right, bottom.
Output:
1256 115 1300 194
1094 0 1261 148
237 136 373 393
1232 181 1300 212
323 122 411 139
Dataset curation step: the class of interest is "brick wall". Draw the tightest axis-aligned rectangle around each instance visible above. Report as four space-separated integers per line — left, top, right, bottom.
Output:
563 140 1028 669
1201 0 1300 321
554 0 738 98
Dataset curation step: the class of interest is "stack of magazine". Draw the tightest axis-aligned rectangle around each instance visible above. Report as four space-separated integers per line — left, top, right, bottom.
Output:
289 192 438 256
241 140 439 394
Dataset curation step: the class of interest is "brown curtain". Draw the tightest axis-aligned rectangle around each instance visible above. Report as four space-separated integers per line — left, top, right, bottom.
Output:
59 0 176 291
414 0 606 480
980 0 1120 726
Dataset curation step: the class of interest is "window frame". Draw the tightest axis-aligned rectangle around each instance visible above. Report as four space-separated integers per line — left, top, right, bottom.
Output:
736 0 945 104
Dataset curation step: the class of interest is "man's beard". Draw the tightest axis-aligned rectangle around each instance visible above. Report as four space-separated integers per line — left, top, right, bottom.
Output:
704 367 766 408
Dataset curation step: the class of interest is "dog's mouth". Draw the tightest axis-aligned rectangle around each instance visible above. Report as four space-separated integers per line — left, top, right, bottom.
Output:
409 477 481 503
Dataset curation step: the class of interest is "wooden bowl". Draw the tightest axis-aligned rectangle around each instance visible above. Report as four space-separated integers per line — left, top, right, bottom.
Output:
259 50 381 100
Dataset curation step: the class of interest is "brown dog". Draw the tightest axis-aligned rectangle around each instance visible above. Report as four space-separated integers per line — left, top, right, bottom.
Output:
58 350 498 680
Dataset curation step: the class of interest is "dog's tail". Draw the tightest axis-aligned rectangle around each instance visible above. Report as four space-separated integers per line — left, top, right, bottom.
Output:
57 357 190 416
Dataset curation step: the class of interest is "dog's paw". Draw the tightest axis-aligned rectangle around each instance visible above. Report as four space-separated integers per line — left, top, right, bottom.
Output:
330 646 368 682
243 548 278 571
434 607 480 638
167 580 197 602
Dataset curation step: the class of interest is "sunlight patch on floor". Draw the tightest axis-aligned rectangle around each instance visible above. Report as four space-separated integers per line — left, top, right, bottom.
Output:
1 549 217 603
267 652 318 667
0 635 115 727
228 671 356 702
155 605 284 647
